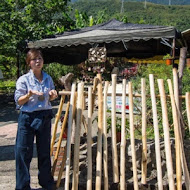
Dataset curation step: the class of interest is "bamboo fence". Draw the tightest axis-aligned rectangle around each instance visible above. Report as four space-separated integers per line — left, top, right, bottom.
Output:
50 74 190 190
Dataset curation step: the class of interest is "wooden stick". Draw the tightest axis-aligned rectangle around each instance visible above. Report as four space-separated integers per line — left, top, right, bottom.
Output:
157 79 175 189
167 79 182 190
141 78 147 185
92 77 99 114
128 81 139 190
51 102 70 176
111 74 119 183
64 83 76 190
120 79 126 190
72 82 84 190
186 92 190 134
149 74 163 190
95 74 103 190
87 86 93 190
56 145 67 188
71 92 78 144
51 95 65 156
103 81 109 190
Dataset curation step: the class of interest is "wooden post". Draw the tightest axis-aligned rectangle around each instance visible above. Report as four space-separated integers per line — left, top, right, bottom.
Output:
149 74 163 190
87 86 93 190
120 79 126 190
167 79 182 190
72 82 84 190
141 78 147 185
186 92 190 134
178 47 187 102
111 74 119 183
157 79 175 190
51 102 70 176
128 81 139 190
95 74 103 190
64 83 76 190
103 81 109 190
51 95 65 156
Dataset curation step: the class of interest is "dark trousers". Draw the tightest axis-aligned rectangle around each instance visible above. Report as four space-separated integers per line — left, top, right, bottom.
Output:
15 110 54 190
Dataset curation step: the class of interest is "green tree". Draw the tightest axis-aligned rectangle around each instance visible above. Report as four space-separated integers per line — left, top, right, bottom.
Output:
0 0 74 79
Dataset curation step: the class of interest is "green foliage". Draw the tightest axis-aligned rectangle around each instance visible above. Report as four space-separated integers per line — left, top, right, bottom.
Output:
0 0 74 79
0 80 16 93
70 1 190 31
163 54 173 60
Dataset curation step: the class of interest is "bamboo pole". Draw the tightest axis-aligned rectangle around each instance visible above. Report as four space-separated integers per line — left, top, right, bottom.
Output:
87 86 93 190
111 74 119 183
103 81 109 190
64 83 76 190
167 79 182 190
120 79 126 190
149 74 163 190
128 81 139 190
56 145 67 188
72 82 84 190
51 95 65 156
157 79 175 190
141 78 147 185
186 92 190 134
52 102 70 176
95 74 103 190
71 92 78 144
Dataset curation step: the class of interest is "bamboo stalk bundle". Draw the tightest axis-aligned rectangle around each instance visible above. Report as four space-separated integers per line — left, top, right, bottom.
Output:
186 92 190 134
141 78 147 185
168 79 190 190
111 74 119 183
120 79 126 190
167 79 182 190
157 79 175 190
72 82 84 190
52 102 70 176
103 81 109 190
149 74 163 190
95 74 103 190
128 81 139 190
87 86 93 190
64 83 76 190
51 95 65 156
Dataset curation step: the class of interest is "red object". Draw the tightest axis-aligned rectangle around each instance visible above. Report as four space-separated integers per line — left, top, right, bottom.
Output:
166 59 172 65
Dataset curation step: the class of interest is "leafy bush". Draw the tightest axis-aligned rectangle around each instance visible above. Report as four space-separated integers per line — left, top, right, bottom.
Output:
0 80 16 93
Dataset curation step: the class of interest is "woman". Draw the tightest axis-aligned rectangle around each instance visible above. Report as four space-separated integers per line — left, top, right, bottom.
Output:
14 49 57 190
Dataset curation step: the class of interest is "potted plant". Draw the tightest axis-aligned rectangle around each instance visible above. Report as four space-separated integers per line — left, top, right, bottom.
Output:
163 54 173 65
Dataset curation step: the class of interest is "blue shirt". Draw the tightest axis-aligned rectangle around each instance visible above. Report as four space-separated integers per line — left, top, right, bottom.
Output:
15 70 55 112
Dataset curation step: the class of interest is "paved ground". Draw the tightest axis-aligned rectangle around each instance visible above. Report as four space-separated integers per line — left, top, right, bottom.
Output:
0 94 64 190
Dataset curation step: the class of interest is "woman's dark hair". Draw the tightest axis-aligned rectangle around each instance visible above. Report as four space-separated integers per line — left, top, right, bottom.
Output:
26 49 43 65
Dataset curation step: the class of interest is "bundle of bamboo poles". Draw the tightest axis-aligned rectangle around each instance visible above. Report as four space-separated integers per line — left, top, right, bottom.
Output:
50 73 190 190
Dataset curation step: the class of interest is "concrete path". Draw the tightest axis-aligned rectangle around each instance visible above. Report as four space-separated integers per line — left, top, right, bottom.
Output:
0 94 63 189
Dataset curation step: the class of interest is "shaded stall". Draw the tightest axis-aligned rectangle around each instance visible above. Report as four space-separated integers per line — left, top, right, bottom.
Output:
27 19 184 65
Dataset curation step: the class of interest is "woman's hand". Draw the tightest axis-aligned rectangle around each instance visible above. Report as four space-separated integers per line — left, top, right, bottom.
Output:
18 90 44 106
49 90 58 101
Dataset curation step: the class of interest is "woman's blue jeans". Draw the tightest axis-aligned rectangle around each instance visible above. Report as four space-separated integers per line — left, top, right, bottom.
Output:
15 110 54 190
